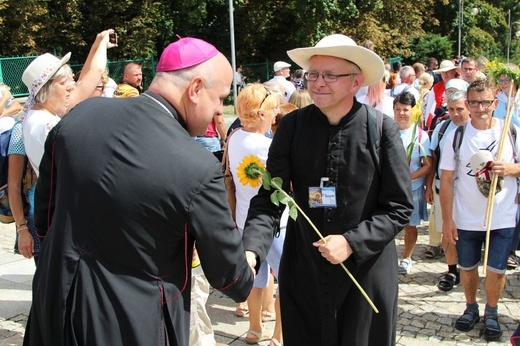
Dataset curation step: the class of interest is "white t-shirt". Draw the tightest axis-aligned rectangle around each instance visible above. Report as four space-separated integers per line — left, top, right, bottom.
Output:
440 119 520 230
429 119 458 190
270 76 296 103
357 94 395 119
400 125 431 190
22 109 61 176
228 129 272 229
386 83 420 104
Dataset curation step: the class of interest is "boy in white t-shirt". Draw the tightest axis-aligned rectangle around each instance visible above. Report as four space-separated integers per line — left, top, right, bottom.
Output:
439 79 520 341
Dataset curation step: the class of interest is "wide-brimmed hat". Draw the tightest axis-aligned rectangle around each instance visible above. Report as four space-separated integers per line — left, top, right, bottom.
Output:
286 34 384 86
22 52 71 97
433 60 459 73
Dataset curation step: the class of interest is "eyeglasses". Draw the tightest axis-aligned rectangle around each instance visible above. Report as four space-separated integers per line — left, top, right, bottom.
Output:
259 88 271 109
95 85 105 90
305 72 358 83
467 100 495 108
499 78 511 84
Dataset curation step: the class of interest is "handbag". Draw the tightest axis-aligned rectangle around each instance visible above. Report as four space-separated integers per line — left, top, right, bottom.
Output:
221 129 239 221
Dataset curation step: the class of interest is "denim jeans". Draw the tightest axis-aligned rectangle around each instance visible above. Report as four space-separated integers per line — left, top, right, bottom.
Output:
457 228 514 274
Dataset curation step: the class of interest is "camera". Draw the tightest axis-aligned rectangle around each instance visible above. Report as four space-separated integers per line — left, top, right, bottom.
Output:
109 33 118 45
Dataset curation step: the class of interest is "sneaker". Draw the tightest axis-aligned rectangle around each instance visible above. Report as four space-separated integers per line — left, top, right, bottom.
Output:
507 255 518 269
398 258 412 274
424 245 444 259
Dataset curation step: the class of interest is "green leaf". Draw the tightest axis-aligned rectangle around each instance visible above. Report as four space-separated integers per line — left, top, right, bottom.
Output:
270 191 279 206
289 205 298 221
271 177 283 189
262 170 271 190
278 192 289 205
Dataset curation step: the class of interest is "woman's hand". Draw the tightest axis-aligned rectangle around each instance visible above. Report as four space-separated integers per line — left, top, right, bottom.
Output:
96 29 117 50
18 228 34 259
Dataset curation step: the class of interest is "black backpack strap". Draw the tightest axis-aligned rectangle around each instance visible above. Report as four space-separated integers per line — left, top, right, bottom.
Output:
508 122 518 163
434 119 451 179
366 105 383 175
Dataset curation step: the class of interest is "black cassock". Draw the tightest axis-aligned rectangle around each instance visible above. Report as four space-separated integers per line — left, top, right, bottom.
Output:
244 101 413 346
24 92 253 346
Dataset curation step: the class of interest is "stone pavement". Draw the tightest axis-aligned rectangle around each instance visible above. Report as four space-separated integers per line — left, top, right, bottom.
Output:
1 220 519 345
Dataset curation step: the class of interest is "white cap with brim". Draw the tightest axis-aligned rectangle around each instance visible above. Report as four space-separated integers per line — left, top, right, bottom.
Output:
445 78 469 91
274 61 291 72
22 52 72 97
433 60 459 73
286 34 384 87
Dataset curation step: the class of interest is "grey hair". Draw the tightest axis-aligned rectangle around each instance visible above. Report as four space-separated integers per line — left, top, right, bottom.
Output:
399 66 414 79
35 64 74 104
447 90 466 103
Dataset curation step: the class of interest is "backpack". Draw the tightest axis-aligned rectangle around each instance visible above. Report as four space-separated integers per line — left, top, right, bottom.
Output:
433 119 452 179
0 127 37 224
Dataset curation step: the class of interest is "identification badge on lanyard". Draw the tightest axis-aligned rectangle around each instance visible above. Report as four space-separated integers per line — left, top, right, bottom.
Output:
309 177 337 208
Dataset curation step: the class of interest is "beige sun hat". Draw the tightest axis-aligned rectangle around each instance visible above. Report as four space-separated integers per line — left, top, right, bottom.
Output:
433 60 459 73
286 34 384 86
22 52 71 97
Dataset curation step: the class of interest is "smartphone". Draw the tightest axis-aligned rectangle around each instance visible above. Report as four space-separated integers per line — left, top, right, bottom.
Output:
109 33 118 45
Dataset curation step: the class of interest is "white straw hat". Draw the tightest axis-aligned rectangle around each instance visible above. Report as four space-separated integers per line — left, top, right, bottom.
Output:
433 60 459 73
22 52 71 97
286 34 384 86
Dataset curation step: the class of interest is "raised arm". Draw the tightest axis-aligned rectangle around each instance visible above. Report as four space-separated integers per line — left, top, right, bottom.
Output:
68 29 116 111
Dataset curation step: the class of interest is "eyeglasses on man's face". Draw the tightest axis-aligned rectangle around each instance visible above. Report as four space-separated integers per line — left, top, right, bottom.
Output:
305 71 358 83
499 78 512 84
467 100 495 108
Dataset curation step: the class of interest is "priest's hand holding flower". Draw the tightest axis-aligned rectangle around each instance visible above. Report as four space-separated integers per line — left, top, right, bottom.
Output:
313 235 353 264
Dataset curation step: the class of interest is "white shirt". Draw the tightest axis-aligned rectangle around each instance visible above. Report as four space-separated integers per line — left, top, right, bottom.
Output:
387 83 420 104
22 109 61 176
228 129 272 229
440 119 520 230
357 94 395 119
270 76 296 103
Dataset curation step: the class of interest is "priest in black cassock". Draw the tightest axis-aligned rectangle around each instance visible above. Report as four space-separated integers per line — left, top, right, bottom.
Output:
23 37 254 346
243 34 413 346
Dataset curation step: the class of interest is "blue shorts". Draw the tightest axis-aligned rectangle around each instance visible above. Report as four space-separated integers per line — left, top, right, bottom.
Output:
409 186 428 226
456 228 514 274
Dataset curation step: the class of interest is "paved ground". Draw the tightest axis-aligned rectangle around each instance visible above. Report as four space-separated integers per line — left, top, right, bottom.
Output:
1 216 519 345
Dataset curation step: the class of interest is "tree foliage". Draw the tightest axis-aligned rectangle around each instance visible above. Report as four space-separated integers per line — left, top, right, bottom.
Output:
0 0 519 67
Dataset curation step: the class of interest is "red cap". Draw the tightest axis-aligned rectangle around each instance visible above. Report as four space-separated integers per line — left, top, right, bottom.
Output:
156 37 219 72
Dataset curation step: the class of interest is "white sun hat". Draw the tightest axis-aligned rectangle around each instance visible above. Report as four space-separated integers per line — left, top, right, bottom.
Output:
22 52 72 97
286 34 384 86
433 60 459 73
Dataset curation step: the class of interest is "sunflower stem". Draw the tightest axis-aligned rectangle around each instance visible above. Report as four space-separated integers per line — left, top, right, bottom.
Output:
268 179 379 313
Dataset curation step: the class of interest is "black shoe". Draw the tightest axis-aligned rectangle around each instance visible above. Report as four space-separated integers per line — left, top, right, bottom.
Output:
483 314 502 341
438 272 459 291
455 310 480 332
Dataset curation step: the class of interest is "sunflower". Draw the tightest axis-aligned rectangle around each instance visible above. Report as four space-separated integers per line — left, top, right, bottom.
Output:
236 155 265 187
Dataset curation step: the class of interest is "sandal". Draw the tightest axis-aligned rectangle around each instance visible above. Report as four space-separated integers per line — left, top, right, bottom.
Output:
245 326 272 344
235 306 249 317
437 272 460 292
269 337 283 346
262 310 276 322
483 314 502 341
455 310 480 332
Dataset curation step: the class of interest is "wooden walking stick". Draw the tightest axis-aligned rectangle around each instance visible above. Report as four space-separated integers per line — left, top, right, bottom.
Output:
482 82 519 274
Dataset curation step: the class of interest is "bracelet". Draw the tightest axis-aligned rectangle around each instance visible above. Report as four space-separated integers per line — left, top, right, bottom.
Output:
16 225 28 233
16 220 27 228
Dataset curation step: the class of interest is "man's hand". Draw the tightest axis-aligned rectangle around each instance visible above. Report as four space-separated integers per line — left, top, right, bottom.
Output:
490 161 519 177
245 250 257 275
312 235 352 264
442 219 458 245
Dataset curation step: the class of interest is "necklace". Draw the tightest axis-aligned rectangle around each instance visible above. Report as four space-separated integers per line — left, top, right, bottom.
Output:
143 93 174 118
